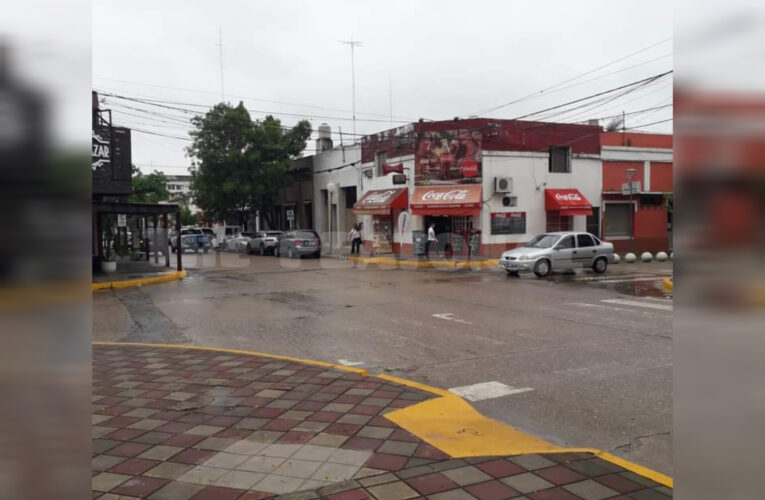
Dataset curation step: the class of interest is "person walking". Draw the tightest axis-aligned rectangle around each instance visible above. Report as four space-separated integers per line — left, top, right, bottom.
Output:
349 223 362 255
426 222 437 258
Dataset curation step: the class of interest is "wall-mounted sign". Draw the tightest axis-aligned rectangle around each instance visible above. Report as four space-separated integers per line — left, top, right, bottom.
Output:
382 163 404 175
117 214 127 227
92 130 111 170
621 181 641 195
491 212 526 235
392 174 407 185
415 129 482 185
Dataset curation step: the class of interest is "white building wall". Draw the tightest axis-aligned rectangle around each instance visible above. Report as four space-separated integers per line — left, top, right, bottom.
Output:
480 152 602 247
312 145 361 253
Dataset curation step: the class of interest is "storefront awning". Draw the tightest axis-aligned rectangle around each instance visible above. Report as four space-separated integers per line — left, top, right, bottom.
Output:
353 188 409 215
545 189 593 216
411 185 482 216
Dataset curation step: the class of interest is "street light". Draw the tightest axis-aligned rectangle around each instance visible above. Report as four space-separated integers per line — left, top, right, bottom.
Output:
625 168 638 252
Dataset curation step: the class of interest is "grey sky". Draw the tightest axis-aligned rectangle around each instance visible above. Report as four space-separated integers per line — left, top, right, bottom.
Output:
93 0 672 175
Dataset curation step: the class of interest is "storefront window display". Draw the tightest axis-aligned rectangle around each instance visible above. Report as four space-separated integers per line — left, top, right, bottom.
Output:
372 217 393 254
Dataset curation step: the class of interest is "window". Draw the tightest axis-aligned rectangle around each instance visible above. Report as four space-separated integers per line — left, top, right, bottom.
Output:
548 146 571 173
557 235 575 249
375 151 387 176
546 211 572 232
604 203 631 237
577 234 595 247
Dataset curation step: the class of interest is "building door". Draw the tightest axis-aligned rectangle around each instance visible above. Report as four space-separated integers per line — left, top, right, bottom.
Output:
304 201 313 230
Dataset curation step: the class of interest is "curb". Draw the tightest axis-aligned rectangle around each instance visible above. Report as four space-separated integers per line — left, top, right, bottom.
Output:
346 256 499 269
92 341 673 488
92 270 188 291
663 276 673 292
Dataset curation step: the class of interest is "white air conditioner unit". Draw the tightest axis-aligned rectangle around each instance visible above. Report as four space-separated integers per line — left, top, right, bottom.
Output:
494 177 513 193
362 168 374 179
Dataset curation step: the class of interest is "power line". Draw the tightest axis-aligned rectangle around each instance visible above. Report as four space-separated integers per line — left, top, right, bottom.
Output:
473 37 673 115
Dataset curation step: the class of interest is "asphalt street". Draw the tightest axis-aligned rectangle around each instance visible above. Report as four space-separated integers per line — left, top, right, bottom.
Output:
93 251 673 475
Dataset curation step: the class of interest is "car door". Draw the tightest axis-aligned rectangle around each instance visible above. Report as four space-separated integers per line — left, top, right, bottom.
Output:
575 233 597 267
551 235 576 270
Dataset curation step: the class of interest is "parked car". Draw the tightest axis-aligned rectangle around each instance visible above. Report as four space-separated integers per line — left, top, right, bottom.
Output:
200 228 219 250
274 230 321 259
248 231 283 255
226 232 257 253
218 226 243 250
499 231 613 278
170 227 212 253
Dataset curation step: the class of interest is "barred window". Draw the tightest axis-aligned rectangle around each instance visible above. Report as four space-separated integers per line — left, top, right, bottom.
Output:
549 146 571 173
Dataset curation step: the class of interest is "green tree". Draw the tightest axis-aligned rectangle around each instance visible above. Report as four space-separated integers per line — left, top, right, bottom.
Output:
129 167 170 203
186 102 311 228
180 204 199 226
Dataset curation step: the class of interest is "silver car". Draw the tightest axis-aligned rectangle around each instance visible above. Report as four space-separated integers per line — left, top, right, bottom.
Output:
248 231 283 255
275 230 321 259
499 231 613 278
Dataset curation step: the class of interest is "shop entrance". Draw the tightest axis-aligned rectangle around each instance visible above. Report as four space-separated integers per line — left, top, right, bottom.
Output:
424 215 477 256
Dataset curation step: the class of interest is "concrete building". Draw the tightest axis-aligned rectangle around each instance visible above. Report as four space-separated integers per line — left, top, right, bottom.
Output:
600 131 673 253
309 119 605 257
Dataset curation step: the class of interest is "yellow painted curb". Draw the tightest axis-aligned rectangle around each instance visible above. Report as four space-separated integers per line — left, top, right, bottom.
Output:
662 276 673 292
92 270 188 291
92 341 672 488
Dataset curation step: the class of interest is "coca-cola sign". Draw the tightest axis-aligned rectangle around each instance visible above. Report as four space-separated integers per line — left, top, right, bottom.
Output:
554 192 582 202
362 190 396 204
421 189 469 201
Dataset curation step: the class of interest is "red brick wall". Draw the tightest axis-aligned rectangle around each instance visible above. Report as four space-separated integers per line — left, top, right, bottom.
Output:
650 162 673 192
603 161 644 191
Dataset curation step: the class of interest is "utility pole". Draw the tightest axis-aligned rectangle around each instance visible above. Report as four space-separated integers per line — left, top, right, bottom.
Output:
218 27 225 102
339 38 362 136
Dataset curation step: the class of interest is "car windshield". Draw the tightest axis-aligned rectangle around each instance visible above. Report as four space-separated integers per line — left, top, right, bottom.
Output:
201 229 214 234
242 232 256 237
525 234 560 248
266 232 282 237
296 231 318 238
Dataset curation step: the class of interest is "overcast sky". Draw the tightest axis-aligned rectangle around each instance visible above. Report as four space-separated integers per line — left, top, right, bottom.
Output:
93 0 673 175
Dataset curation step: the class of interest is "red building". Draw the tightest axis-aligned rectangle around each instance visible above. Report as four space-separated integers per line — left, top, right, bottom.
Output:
600 131 673 254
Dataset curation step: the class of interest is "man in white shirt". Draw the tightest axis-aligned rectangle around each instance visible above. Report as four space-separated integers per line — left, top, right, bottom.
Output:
426 222 437 258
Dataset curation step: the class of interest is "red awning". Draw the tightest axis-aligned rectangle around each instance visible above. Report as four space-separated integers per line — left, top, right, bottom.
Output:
545 189 593 216
353 188 408 215
411 185 482 216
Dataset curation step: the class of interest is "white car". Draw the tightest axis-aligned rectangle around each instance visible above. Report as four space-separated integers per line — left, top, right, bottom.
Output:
499 231 614 278
225 232 256 252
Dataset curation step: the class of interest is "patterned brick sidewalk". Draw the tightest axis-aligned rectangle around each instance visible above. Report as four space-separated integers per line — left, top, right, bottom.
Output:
92 344 671 499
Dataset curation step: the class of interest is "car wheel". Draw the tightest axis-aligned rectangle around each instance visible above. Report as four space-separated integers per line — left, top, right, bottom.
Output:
505 270 520 277
593 256 608 274
260 244 265 256
287 246 294 259
274 245 280 257
534 259 551 278
246 243 251 254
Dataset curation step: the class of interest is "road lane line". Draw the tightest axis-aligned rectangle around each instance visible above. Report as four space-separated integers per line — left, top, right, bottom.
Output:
575 274 657 281
448 381 534 401
592 277 667 284
433 313 472 324
601 298 673 311
338 359 365 367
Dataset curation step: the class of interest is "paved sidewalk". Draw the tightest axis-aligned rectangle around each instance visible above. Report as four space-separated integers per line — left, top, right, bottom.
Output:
93 344 672 499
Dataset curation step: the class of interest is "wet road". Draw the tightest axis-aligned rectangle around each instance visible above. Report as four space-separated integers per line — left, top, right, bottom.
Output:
93 252 673 475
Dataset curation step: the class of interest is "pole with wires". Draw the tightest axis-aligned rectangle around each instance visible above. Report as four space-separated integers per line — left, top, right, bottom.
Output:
339 38 362 136
217 27 225 102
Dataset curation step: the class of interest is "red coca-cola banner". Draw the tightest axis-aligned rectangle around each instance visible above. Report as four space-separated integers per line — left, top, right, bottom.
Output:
410 185 482 216
382 163 404 175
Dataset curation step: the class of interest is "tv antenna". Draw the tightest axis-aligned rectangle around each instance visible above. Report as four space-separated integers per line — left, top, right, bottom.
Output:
339 38 362 136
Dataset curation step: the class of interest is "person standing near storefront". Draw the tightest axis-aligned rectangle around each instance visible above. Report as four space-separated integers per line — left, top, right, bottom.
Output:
426 222 437 258
349 223 362 255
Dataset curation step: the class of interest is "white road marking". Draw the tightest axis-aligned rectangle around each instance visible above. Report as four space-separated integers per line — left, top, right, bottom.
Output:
448 381 534 401
601 298 673 311
575 274 657 281
642 296 673 302
432 313 472 324
338 359 365 366
591 277 667 284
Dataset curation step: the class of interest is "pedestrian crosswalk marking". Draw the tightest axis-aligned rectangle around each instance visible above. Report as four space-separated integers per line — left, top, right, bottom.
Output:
449 381 534 401
592 277 667 284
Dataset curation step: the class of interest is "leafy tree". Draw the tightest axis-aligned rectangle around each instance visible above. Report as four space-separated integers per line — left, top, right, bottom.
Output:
129 167 170 203
186 102 311 228
605 117 623 132
180 204 198 226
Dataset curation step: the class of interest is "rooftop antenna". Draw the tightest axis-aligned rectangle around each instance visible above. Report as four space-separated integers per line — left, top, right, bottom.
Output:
339 37 362 136
217 27 225 102
389 76 393 127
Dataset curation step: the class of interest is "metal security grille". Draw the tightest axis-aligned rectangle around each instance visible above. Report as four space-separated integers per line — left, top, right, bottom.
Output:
548 146 571 173
452 216 475 231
